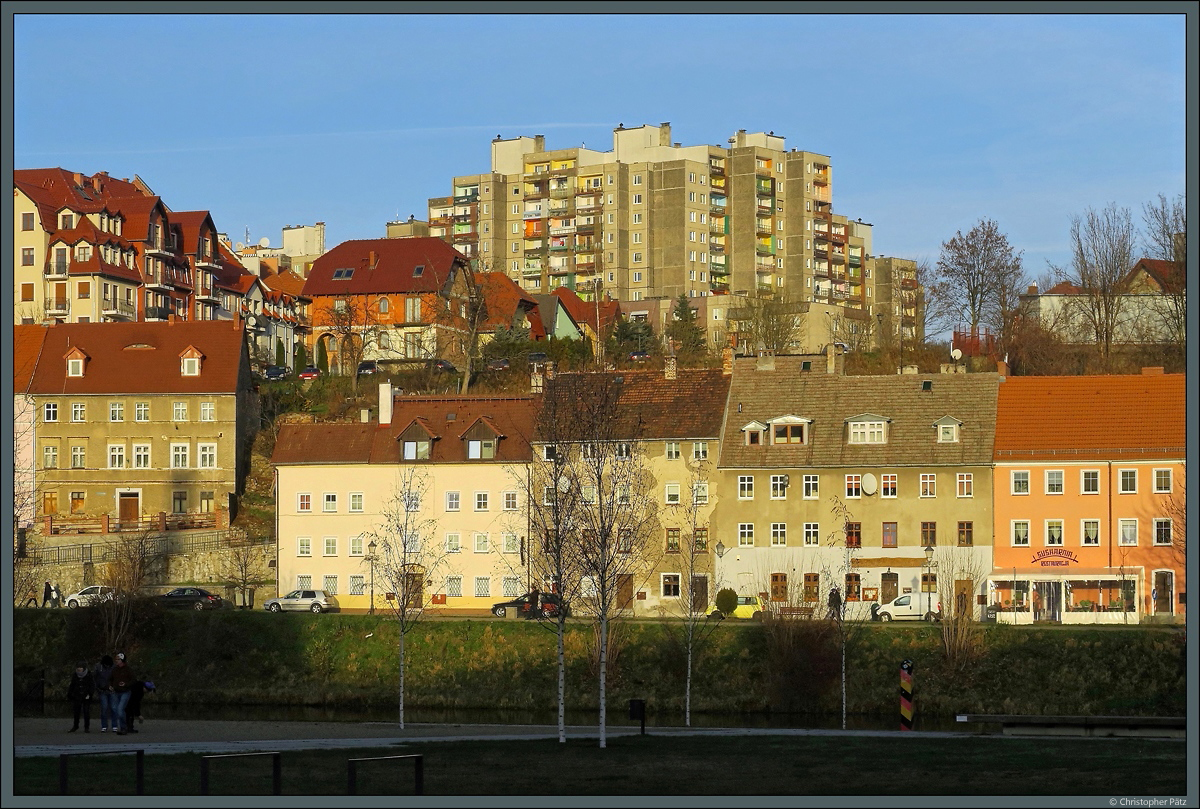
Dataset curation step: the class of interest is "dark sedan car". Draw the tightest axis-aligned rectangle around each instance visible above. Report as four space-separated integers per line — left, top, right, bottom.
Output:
264 365 289 381
157 587 225 611
491 591 569 619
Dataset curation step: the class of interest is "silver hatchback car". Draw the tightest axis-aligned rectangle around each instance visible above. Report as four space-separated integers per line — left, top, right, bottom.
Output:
263 589 339 614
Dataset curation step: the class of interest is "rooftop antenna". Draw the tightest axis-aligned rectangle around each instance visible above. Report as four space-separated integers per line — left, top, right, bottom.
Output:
244 226 251 246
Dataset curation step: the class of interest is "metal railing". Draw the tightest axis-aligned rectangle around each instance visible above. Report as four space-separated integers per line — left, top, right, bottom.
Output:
347 754 424 795
201 752 281 795
27 528 266 567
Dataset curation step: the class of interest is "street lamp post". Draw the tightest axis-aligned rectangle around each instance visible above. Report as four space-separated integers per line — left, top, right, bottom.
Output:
923 544 936 620
367 539 378 616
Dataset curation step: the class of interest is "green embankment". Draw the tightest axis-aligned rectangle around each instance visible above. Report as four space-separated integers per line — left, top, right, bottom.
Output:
13 609 1185 718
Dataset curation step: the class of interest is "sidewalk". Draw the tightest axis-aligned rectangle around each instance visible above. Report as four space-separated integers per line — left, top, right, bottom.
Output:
11 717 973 758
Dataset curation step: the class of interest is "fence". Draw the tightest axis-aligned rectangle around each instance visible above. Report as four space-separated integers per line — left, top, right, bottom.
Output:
21 529 271 568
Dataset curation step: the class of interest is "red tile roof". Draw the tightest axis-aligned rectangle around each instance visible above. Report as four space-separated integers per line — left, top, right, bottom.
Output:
1044 280 1083 295
13 325 49 393
271 396 540 465
551 287 620 335
477 272 542 336
994 374 1185 460
170 211 217 256
23 320 250 395
303 238 468 297
1130 258 1185 294
261 269 309 299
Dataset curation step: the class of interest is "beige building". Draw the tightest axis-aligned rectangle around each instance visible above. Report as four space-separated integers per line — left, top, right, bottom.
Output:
427 124 887 352
18 320 258 533
713 353 1000 620
272 386 540 612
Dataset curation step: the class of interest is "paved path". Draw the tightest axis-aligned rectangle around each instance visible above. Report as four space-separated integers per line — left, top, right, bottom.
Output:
11 718 975 758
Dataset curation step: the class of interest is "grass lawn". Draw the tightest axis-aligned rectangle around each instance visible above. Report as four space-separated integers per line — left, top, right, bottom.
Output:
15 734 1186 796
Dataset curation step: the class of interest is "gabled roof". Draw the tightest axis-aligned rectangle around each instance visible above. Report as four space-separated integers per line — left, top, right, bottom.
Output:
477 272 541 335
271 396 540 465
994 374 1185 461
932 415 963 427
550 286 621 335
740 421 768 432
303 237 468 297
539 369 731 441
1128 258 1185 294
14 169 147 230
13 325 49 393
23 321 249 395
170 211 217 257
261 269 310 300
719 356 1001 469
1044 280 1083 295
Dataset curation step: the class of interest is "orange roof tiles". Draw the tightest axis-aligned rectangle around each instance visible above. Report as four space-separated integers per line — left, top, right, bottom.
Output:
303 237 468 297
13 325 49 393
994 374 1185 460
551 287 620 335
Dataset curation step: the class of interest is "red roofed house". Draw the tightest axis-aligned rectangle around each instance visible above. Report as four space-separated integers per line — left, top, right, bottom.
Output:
551 286 621 356
21 320 258 536
272 383 539 613
990 371 1185 624
476 271 547 341
14 325 49 535
303 237 474 374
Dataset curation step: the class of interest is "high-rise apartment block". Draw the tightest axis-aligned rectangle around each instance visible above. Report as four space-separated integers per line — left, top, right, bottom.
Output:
427 124 878 327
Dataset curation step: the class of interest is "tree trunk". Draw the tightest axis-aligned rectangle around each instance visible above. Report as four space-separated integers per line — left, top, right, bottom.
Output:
557 620 566 744
685 618 694 727
598 616 608 749
398 629 406 729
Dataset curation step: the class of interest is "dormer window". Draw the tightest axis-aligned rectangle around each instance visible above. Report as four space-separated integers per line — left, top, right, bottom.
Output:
182 358 200 376
769 415 812 445
933 416 962 443
332 268 354 280
468 439 495 459
61 213 74 229
68 359 84 377
403 440 431 460
846 414 889 445
741 421 767 446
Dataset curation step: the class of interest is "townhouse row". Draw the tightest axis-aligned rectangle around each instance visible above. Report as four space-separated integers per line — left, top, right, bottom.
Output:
272 353 1185 624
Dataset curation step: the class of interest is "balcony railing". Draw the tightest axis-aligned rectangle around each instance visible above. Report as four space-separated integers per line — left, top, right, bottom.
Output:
523 210 545 220
549 186 573 198
709 164 725 176
523 266 543 277
144 273 171 291
709 242 725 254
48 298 70 314
755 243 774 255
145 240 174 257
46 261 70 279
101 298 136 318
549 226 576 236
452 231 478 243
195 254 221 269
523 188 548 200
756 222 773 236
145 305 171 321
830 251 846 264
453 193 479 204
829 231 847 245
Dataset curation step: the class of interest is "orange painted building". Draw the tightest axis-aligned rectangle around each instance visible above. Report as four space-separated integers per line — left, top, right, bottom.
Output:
990 371 1185 624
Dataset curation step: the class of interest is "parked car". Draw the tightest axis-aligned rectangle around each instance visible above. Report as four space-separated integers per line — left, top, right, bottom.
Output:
298 365 321 380
486 357 510 372
526 352 549 366
491 591 569 619
157 587 225 611
877 594 942 622
628 350 651 363
64 585 115 609
709 594 768 620
356 360 379 376
263 589 339 614
263 365 289 381
431 359 457 374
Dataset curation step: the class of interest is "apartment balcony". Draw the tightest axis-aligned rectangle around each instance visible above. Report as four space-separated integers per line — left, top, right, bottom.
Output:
45 261 70 280
574 222 595 234
846 275 861 286
710 198 727 213
523 210 546 220
101 298 136 319
757 283 773 295
144 241 174 258
813 169 830 184
575 202 601 214
709 163 725 176
523 188 548 200
830 268 846 281
829 231 847 245
451 212 474 223
47 297 70 315
755 243 774 256
901 277 919 289
548 243 569 252
709 242 725 254
452 231 478 243
549 186 573 198
830 251 846 264
574 240 596 251
144 305 171 321
549 225 576 236
709 281 730 294
168 270 192 289
453 192 480 204
709 220 725 235
814 264 830 277
523 266 543 277
195 254 221 270
848 254 862 266
294 312 311 332
575 259 596 270
547 266 572 276
813 228 830 241
143 273 171 292
814 247 829 260
755 222 773 236
756 183 774 197
547 205 572 218
756 201 774 214
195 285 219 303
524 244 547 255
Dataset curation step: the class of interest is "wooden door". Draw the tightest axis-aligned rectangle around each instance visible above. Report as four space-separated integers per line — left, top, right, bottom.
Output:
690 575 709 613
954 579 974 619
880 572 898 605
118 493 139 527
1154 571 1173 615
617 575 634 610
770 573 788 602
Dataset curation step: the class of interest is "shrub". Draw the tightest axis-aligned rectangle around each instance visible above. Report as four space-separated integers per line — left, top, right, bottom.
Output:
715 588 738 616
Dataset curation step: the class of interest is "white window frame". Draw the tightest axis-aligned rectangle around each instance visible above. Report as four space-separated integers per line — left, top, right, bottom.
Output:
664 483 681 505
1081 519 1100 547
135 402 149 422
71 445 86 468
1081 469 1100 495
804 523 820 546
845 474 861 499
198 443 217 469
474 533 489 553
1153 468 1173 493
938 424 959 443
323 536 337 556
1118 518 1138 546
503 576 521 598
323 492 337 512
957 473 973 498
1153 518 1172 546
692 481 709 505
445 533 461 553
502 533 519 554
738 475 754 500
1011 470 1030 495
503 491 519 511
350 535 364 556
349 492 364 513
920 473 936 498
771 523 787 547
446 576 463 598
172 401 187 421
445 491 460 512
474 491 489 511
1045 469 1064 495
1118 468 1137 494
1045 519 1064 547
43 402 58 422
170 443 189 469
692 441 709 460
665 441 681 460
71 402 86 422
802 474 819 500
43 445 58 469
738 523 754 547
848 421 886 444
200 402 215 422
770 475 788 500
297 493 312 513
349 575 366 596
1011 520 1030 547
881 473 897 498
297 536 312 557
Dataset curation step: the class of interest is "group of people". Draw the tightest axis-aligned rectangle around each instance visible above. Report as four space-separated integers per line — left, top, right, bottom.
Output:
66 653 155 735
40 581 63 608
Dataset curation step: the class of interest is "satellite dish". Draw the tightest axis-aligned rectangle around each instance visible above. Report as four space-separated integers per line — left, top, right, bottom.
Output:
246 316 257 326
950 348 963 361
258 237 271 248
234 242 245 251
861 473 878 496
556 475 570 493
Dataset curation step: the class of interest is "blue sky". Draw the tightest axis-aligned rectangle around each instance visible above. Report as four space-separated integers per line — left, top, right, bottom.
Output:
14 13 1186 275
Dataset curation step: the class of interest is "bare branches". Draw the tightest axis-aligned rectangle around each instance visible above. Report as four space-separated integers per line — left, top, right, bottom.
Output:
1141 193 1186 266
98 528 163 652
934 218 1026 337
730 293 806 354
217 538 273 608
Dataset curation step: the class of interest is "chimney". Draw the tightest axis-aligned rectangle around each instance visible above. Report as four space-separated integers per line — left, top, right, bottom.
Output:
534 135 546 152
755 351 775 372
1141 366 1165 375
360 408 371 423
378 382 393 426
368 250 378 270
664 356 677 380
530 370 544 394
659 122 671 146
1027 283 1039 295
544 360 556 380
825 343 844 375
996 359 1009 377
721 346 733 376
73 172 84 186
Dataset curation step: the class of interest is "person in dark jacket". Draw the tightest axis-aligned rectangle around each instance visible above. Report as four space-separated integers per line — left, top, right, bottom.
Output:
124 674 154 732
109 653 136 735
67 661 95 732
94 655 115 733
42 581 53 608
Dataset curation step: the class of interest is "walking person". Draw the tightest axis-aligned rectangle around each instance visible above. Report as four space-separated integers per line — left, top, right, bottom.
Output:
827 586 843 622
94 655 115 733
109 653 136 735
66 661 95 733
41 581 53 608
124 673 154 733
52 583 63 608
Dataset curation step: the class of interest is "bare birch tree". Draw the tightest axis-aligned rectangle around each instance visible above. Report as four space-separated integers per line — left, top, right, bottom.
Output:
730 294 806 354
1049 203 1136 371
366 467 443 729
1140 193 1187 355
934 218 1026 338
935 546 987 674
99 528 163 652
